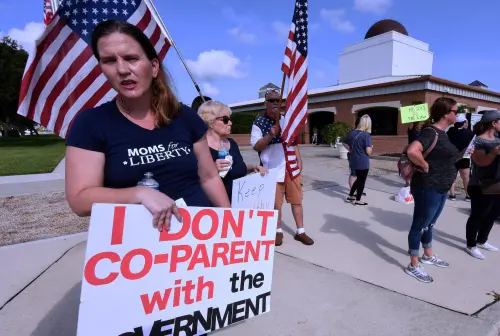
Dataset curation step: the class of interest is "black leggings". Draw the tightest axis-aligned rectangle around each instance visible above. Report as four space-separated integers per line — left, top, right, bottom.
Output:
350 169 369 201
466 185 500 247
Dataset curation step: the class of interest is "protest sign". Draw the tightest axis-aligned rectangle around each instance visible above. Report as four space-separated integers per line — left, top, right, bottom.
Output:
77 204 278 336
470 113 481 129
463 135 476 159
231 169 279 210
400 103 429 124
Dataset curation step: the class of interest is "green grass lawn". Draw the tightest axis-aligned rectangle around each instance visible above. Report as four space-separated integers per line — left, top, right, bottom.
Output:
0 134 66 176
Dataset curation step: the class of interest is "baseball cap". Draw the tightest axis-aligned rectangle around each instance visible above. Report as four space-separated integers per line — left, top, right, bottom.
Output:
480 110 500 123
455 113 467 123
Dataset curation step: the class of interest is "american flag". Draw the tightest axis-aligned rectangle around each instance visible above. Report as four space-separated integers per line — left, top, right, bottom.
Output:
44 0 55 25
280 0 308 179
18 0 171 138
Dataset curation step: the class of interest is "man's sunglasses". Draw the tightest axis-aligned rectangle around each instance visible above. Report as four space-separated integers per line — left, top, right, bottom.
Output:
216 116 231 124
266 99 280 104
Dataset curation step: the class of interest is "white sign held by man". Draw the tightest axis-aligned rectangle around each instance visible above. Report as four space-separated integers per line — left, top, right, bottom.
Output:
231 169 279 210
76 204 278 336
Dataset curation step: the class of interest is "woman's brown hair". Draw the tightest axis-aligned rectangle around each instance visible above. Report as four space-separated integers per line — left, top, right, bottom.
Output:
91 20 179 126
429 97 457 123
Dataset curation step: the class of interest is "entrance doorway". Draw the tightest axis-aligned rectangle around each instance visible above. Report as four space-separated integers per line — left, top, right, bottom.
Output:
308 111 335 144
357 107 398 135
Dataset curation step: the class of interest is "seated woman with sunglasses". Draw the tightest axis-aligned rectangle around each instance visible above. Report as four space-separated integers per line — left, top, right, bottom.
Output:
198 100 267 203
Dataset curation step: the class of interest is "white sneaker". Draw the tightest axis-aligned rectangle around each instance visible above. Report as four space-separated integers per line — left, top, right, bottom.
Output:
465 247 485 260
477 242 499 252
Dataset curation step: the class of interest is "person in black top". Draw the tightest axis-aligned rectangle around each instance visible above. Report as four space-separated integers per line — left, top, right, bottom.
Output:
191 95 211 112
407 121 424 144
198 100 267 203
446 114 474 200
405 97 460 283
65 20 230 233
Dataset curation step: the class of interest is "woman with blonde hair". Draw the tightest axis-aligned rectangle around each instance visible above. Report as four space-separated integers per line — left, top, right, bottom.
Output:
198 100 267 203
344 114 373 205
65 20 230 233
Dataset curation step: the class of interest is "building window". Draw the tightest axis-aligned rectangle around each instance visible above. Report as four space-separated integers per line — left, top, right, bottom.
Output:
357 107 398 135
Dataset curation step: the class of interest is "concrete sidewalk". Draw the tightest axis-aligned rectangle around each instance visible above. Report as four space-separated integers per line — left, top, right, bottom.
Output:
1 236 498 336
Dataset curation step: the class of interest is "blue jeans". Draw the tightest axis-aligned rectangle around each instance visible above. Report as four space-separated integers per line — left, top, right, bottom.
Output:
408 188 447 256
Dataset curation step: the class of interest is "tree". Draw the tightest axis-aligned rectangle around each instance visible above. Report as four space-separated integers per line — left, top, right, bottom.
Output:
0 36 38 136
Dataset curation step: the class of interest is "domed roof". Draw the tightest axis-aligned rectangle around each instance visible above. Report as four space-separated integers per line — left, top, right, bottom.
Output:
365 19 408 39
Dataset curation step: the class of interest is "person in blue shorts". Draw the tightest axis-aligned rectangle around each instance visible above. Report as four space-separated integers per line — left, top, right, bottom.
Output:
65 20 230 232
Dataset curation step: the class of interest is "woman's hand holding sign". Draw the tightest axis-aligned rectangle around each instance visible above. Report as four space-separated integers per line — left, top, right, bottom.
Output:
137 187 182 232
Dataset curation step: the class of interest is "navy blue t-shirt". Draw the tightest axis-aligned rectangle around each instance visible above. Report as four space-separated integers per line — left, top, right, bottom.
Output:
65 101 211 206
347 130 372 170
209 138 247 203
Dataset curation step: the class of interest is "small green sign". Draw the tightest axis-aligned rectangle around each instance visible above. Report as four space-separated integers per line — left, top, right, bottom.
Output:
400 103 429 124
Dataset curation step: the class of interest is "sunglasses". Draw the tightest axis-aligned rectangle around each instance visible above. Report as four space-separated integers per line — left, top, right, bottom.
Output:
266 99 280 104
215 116 231 124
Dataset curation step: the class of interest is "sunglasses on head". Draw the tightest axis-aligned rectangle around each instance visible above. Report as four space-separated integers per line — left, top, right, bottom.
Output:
266 98 280 104
216 116 231 124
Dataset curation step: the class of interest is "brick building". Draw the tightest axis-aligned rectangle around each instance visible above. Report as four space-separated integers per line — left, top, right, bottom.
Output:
227 20 500 155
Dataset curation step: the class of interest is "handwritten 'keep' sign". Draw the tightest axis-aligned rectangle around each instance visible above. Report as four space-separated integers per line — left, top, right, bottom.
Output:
231 169 279 210
400 103 429 124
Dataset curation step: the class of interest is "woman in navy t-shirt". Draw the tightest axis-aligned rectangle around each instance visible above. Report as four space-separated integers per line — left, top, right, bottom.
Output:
65 20 230 232
197 100 267 203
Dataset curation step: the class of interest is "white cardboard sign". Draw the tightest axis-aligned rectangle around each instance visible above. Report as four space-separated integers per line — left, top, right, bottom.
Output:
231 169 278 210
76 204 278 336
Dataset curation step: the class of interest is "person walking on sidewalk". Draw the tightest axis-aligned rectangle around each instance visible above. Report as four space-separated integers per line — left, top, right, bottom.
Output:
404 97 459 283
250 89 314 247
464 110 500 260
344 115 372 205
447 114 474 201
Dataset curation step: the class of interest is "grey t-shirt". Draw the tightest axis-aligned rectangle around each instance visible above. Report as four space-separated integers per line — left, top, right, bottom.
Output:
469 137 500 186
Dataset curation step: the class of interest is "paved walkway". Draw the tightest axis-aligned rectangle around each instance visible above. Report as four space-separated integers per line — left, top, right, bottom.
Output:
1 147 499 336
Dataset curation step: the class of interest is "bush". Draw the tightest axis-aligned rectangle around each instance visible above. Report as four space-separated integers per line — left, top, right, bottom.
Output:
230 111 260 134
321 122 353 144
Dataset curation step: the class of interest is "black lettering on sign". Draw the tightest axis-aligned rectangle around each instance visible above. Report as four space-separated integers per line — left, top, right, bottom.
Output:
229 271 265 293
121 292 272 336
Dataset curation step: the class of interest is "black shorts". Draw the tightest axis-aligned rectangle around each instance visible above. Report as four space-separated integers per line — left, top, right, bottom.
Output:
455 158 471 170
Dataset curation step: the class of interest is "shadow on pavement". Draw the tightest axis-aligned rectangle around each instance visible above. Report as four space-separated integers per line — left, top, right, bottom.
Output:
321 213 406 269
32 282 81 336
367 207 467 252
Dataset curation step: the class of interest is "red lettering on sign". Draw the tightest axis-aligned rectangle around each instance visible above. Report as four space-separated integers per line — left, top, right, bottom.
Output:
221 209 244 238
257 210 275 236
187 244 211 271
84 251 120 286
229 241 245 264
192 209 218 240
110 206 126 245
120 248 153 281
170 245 192 272
212 242 230 267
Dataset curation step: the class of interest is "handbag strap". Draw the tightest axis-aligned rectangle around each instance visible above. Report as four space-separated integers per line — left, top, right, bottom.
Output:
422 129 438 159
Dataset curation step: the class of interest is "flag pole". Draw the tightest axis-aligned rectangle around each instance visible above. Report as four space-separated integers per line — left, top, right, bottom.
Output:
146 0 205 102
276 73 286 125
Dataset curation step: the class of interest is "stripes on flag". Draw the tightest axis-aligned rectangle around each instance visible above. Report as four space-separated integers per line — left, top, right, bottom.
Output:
44 0 55 26
280 0 308 180
18 0 171 138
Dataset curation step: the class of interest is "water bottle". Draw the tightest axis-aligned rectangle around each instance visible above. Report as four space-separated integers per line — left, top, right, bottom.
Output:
137 172 159 190
218 139 232 177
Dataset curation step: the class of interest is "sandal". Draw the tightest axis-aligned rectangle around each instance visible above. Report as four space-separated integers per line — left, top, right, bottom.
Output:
354 201 368 206
346 196 356 202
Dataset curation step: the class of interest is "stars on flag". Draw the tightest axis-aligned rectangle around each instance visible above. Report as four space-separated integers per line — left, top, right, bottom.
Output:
57 0 140 44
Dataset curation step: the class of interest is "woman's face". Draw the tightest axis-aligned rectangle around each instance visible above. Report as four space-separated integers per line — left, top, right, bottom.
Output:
493 120 500 133
211 110 232 137
97 32 159 100
446 104 458 125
